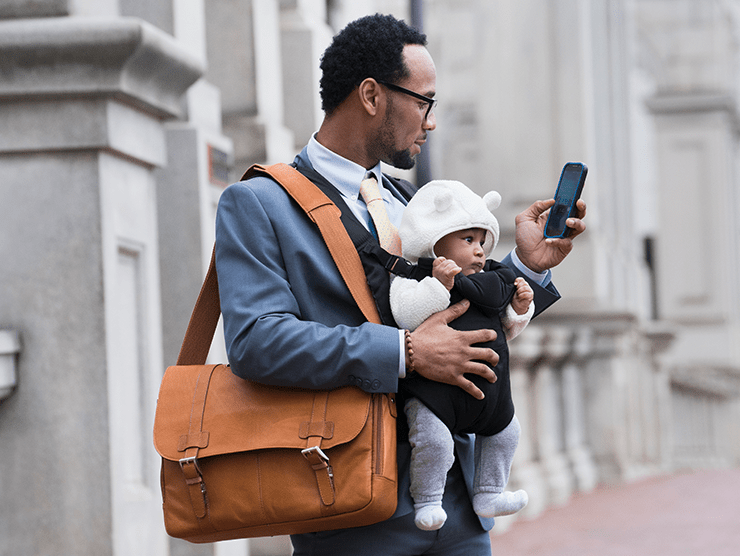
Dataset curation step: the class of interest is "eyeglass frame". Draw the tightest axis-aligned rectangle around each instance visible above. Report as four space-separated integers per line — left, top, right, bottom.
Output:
376 80 437 121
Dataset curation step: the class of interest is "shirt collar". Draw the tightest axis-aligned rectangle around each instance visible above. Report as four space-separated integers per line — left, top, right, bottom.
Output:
307 133 384 198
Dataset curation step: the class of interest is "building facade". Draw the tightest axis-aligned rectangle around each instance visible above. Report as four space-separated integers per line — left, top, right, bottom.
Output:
1 0 739 554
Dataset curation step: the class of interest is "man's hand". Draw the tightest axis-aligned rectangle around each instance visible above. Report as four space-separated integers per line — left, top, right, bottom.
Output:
514 198 587 273
409 300 498 400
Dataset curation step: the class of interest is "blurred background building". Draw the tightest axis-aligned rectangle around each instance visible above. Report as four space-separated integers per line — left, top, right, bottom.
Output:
1 0 739 554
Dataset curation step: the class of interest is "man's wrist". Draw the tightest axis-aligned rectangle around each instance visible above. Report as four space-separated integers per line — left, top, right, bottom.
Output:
510 249 551 287
404 329 416 376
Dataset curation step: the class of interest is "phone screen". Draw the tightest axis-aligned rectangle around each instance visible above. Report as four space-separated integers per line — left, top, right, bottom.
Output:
545 163 586 238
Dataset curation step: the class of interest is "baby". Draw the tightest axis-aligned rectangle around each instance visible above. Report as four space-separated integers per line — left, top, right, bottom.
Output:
390 180 533 531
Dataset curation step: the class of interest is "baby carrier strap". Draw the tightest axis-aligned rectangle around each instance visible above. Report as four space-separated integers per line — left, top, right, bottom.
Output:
289 162 423 326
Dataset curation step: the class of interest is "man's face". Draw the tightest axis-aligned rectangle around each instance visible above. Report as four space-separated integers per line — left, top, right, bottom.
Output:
372 45 437 170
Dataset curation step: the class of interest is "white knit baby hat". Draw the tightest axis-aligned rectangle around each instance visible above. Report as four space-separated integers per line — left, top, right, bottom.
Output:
398 180 502 263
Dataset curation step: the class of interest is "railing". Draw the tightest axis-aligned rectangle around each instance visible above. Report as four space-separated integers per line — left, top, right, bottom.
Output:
499 311 740 528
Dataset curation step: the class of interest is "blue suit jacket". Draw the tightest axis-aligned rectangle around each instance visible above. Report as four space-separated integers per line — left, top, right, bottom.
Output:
215 149 561 527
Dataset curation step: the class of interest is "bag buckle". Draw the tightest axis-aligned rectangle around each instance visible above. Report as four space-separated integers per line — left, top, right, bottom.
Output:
179 456 202 477
302 446 336 506
179 455 208 518
301 446 330 466
302 446 334 480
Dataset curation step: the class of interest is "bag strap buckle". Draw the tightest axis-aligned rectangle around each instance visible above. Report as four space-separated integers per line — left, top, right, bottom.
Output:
301 446 335 506
179 455 208 519
301 446 330 468
179 455 201 473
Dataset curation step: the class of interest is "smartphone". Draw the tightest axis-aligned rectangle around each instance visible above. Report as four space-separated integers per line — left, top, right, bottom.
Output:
544 162 588 239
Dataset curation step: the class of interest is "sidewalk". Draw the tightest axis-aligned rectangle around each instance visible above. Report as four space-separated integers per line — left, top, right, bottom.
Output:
488 468 740 556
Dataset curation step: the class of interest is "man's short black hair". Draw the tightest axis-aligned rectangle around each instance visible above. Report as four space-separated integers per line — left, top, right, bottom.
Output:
319 13 427 115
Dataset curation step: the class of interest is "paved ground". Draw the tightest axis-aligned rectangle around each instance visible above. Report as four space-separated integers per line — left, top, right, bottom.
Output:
488 468 740 556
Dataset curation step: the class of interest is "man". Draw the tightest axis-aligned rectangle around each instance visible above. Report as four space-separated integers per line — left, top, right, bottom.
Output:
215 13 586 556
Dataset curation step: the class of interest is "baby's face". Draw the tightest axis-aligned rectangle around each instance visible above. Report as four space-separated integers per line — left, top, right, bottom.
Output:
433 228 487 275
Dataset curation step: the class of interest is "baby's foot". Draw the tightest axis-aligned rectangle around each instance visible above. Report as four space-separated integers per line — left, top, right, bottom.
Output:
473 490 528 517
414 504 447 531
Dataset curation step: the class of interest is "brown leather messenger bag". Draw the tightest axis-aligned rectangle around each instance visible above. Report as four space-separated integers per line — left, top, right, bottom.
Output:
153 163 398 543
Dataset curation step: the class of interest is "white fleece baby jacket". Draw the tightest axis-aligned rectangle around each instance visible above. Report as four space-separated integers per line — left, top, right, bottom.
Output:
390 179 533 333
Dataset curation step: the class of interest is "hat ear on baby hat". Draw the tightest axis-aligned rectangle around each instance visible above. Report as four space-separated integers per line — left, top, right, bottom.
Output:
484 191 501 212
434 189 454 213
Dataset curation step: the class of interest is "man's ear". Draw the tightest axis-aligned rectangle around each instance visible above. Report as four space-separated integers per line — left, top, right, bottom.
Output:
357 78 382 116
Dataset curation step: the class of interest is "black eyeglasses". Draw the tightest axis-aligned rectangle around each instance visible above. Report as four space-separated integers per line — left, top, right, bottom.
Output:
377 80 437 121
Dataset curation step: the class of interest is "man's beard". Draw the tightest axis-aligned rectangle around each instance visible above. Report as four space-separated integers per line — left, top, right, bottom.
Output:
389 148 416 170
375 99 417 170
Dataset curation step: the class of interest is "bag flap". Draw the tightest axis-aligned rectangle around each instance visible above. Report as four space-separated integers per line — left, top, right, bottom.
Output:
153 364 372 462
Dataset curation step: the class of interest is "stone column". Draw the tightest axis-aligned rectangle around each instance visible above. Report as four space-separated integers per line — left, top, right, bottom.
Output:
563 328 598 493
206 0 295 171
506 326 548 520
637 3 740 460
637 0 740 354
642 323 675 472
647 95 740 361
579 311 669 483
534 327 575 507
279 0 333 150
0 14 201 555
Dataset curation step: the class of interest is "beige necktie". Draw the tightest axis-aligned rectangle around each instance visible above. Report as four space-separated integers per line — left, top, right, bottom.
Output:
359 173 402 256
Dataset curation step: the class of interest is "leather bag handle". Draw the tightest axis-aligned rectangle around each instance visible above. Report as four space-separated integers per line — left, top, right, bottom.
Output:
176 163 382 366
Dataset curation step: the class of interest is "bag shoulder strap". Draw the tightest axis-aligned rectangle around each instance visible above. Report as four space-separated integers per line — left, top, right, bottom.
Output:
176 163 382 365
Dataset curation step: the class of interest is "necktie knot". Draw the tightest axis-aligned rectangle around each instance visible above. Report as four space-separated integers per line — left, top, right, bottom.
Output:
359 173 383 204
359 173 402 256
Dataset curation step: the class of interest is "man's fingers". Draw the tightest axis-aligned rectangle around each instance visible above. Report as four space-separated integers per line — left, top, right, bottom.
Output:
436 299 470 324
519 198 555 222
463 328 498 351
457 378 485 401
455 361 497 400
466 348 499 377
573 198 587 219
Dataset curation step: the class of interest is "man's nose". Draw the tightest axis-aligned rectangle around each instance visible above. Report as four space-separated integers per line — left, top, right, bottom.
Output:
424 111 436 130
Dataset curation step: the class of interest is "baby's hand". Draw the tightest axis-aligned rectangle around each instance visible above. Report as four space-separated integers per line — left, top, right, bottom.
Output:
432 257 461 291
512 277 534 315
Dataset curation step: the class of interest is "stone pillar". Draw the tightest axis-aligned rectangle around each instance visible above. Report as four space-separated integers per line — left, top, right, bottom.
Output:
0 14 201 556
636 0 740 470
642 324 675 472
156 82 233 367
279 0 333 150
563 328 598 493
506 326 548 519
581 313 636 483
206 0 294 171
535 327 574 507
638 1 740 376
646 93 740 365
578 311 675 482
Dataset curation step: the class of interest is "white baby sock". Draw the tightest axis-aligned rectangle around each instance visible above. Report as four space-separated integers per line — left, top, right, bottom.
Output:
472 489 529 518
414 502 447 531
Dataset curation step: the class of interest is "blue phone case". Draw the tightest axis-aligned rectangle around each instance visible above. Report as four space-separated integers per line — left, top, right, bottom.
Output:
544 162 587 239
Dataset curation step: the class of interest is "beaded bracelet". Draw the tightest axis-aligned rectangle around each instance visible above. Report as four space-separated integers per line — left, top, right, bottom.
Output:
404 329 416 375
